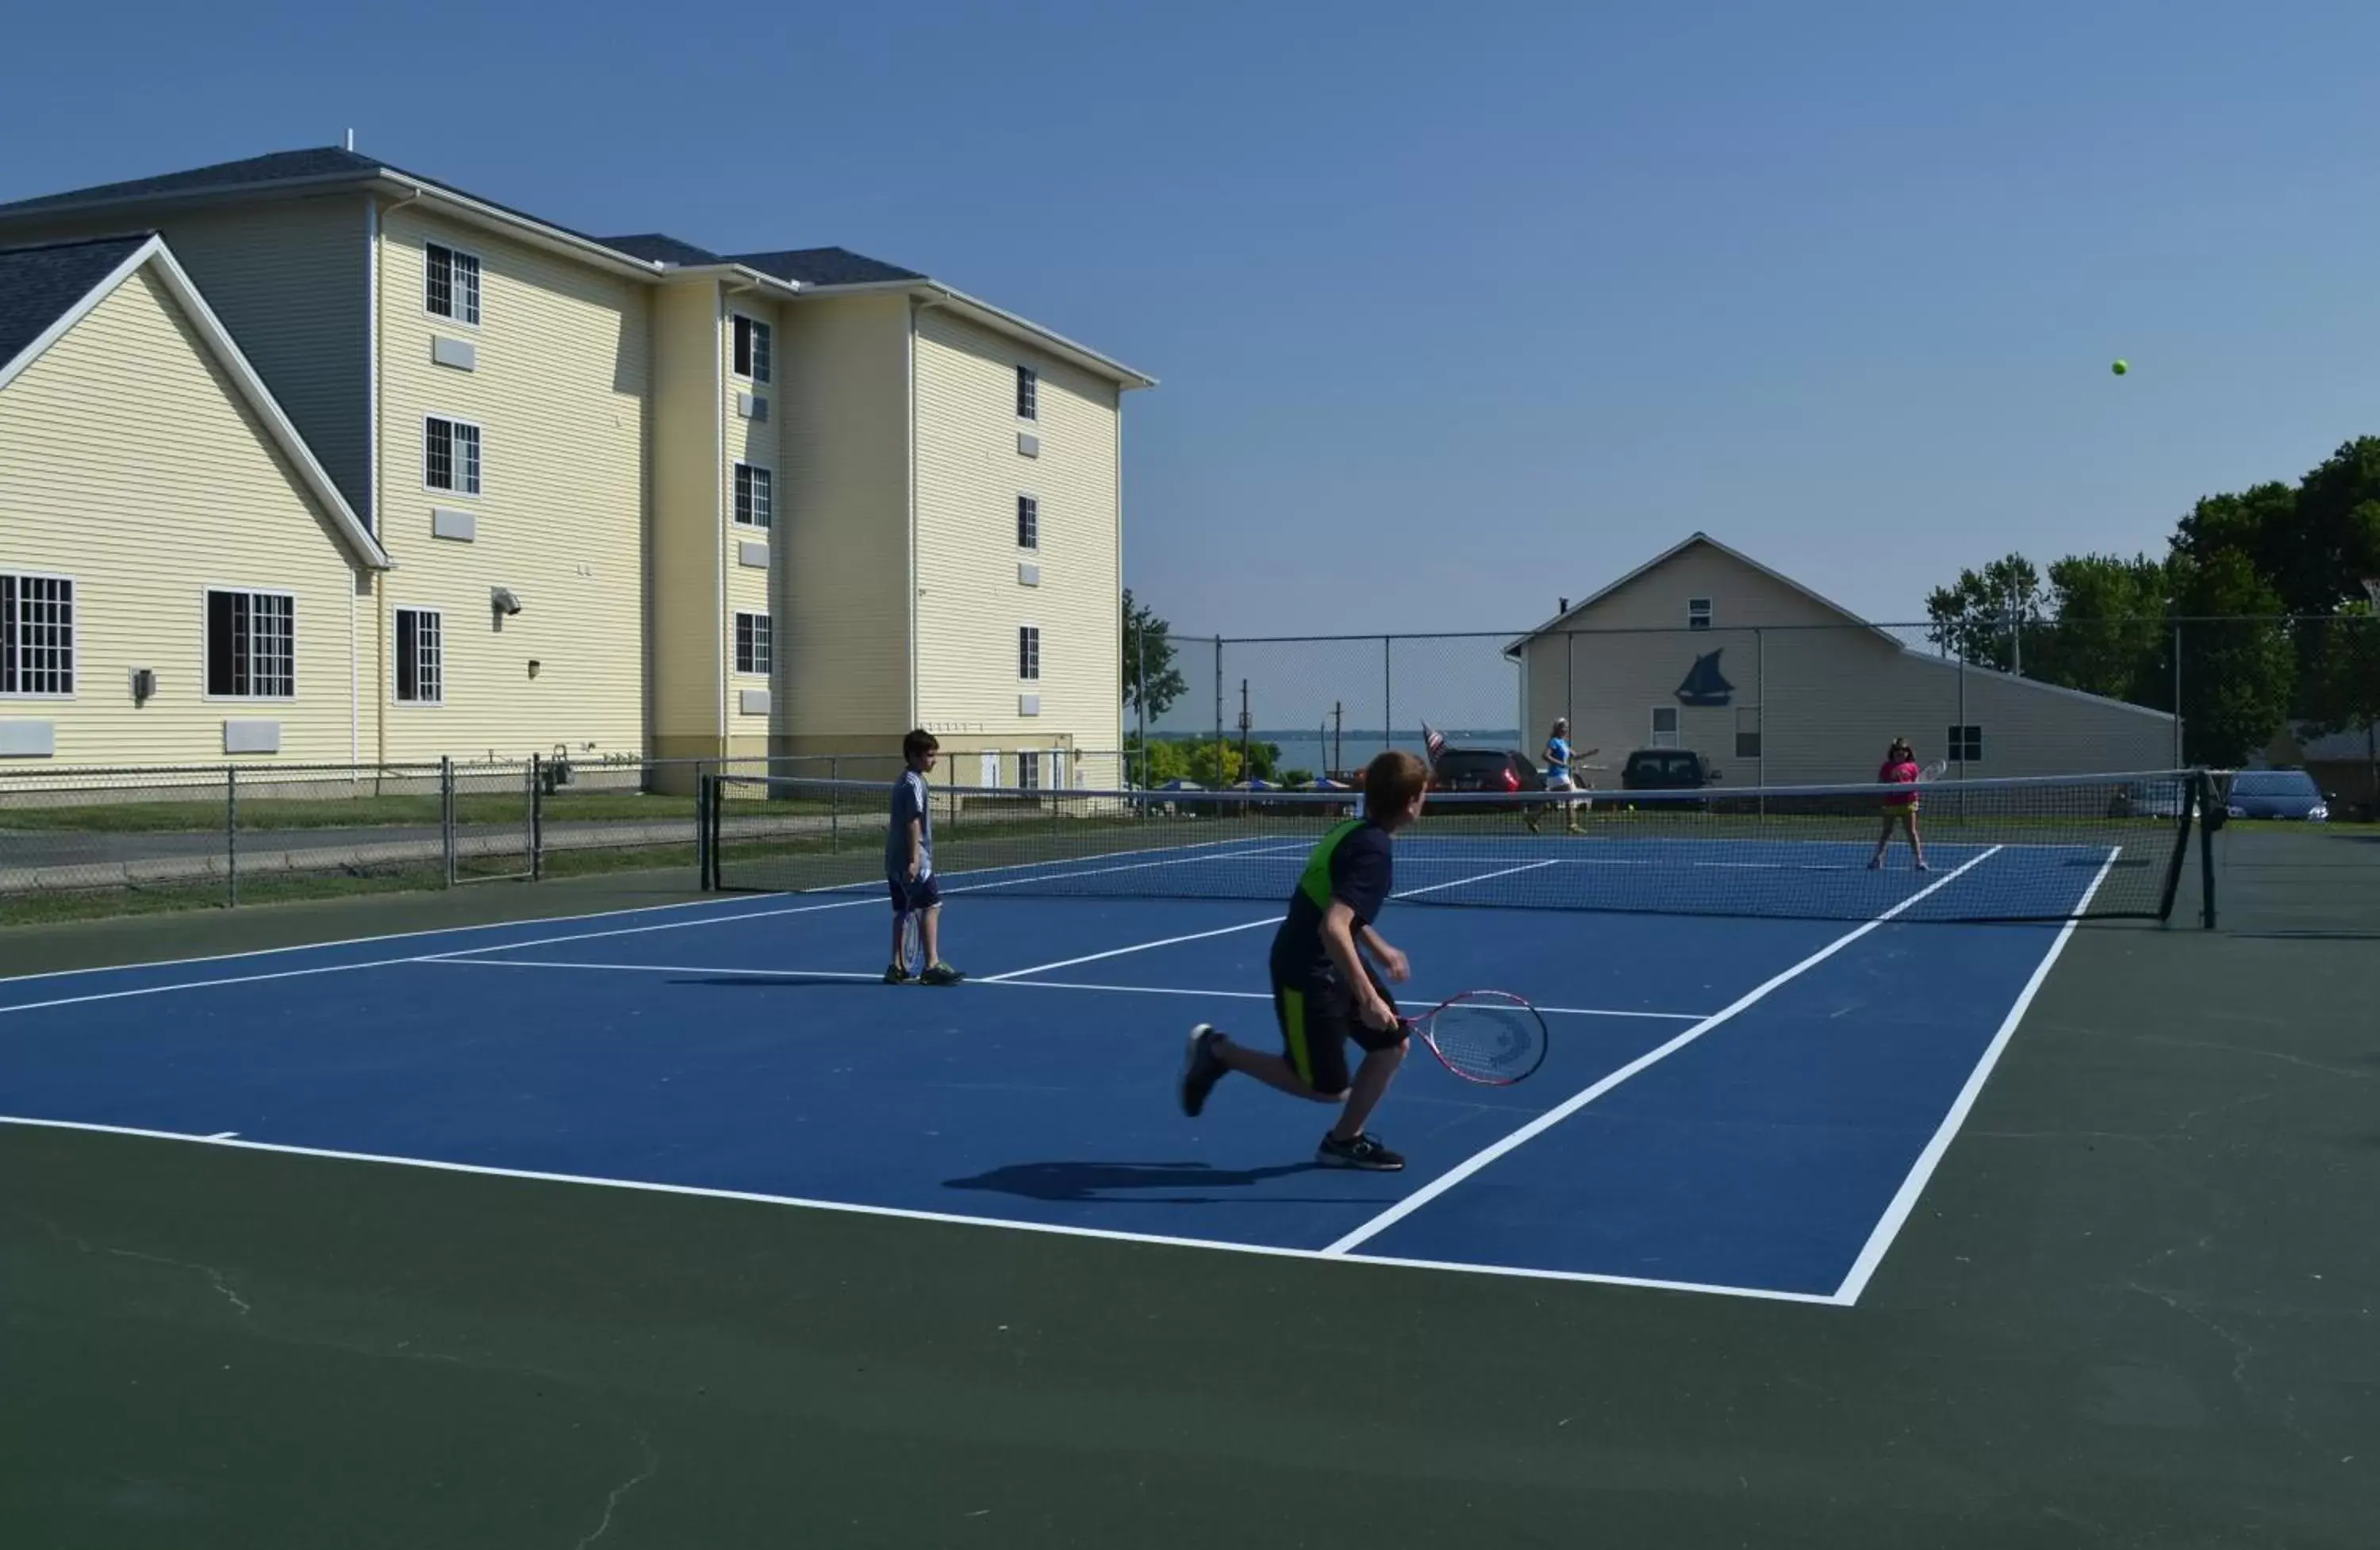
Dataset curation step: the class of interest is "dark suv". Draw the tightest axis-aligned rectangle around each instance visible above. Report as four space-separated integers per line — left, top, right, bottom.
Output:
1619 748 1722 790
1427 747 1545 812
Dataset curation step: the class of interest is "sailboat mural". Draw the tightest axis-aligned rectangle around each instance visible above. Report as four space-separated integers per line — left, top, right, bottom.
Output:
1674 650 1733 708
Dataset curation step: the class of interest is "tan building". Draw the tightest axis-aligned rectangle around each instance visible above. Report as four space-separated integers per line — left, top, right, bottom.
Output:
1506 534 2181 788
0 147 1153 784
1 233 390 768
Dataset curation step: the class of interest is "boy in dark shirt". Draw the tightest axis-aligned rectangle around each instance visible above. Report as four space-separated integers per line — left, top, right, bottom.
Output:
1177 750 1428 1171
885 728 963 985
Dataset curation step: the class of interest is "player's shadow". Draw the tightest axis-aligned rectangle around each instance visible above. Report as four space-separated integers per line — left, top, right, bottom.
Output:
943 1160 1342 1204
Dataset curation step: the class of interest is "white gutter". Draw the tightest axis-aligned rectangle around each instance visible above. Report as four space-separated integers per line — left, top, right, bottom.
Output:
906 299 923 730
799 278 1156 390
713 282 728 752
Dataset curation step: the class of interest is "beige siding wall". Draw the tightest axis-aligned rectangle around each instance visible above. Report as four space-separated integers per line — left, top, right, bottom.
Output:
650 279 722 752
0 196 373 518
775 294 912 752
373 202 647 762
912 307 1121 785
0 269 364 765
1517 543 2176 788
722 296 784 742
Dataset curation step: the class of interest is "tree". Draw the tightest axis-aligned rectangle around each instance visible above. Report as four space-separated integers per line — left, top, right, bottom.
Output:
2297 600 2380 740
2264 439 2380 616
2029 553 2173 707
2171 547 2295 765
1122 589 1187 722
1925 553 2044 671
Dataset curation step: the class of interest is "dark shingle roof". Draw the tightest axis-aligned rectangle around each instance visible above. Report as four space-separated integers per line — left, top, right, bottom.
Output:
728 247 926 287
597 232 727 267
0 148 378 217
0 233 153 374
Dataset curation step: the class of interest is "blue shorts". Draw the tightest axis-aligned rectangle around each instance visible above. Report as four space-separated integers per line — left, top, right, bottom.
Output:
888 873 942 915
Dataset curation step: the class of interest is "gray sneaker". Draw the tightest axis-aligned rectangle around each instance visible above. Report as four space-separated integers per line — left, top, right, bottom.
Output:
1316 1131 1405 1172
1180 1024 1228 1117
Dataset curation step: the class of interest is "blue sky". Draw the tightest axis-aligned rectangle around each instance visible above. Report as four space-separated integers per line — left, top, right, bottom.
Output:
6 0 2378 642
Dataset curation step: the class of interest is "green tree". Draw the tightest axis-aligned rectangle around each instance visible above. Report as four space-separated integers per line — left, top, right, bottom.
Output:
1122 589 1188 722
2297 601 2380 740
2171 547 2295 765
1925 553 2044 671
2029 553 2173 706
2260 440 2380 616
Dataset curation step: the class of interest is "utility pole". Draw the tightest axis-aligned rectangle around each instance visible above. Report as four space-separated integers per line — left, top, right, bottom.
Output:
1332 701 1344 776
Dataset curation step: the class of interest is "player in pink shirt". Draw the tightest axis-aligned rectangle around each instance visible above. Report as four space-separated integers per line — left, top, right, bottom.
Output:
1868 738 1930 872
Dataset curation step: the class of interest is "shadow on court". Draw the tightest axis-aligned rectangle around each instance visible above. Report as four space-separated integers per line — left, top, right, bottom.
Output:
942 1159 1326 1203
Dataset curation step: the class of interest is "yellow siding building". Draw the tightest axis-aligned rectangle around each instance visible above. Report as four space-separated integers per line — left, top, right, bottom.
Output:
0 235 388 769
0 148 1154 782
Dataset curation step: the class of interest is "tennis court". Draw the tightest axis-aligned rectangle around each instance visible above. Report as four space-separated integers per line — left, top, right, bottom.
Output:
1 776 2181 1303
8 778 2375 1548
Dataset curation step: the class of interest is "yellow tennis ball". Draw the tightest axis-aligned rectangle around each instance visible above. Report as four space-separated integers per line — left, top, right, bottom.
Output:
2111 359 2129 375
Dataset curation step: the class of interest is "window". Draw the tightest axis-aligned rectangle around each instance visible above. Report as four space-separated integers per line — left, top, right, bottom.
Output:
1016 494 1038 550
1649 705 1679 748
1018 625 1041 681
1948 724 1983 762
1017 750 1042 791
1 574 74 696
1688 597 1712 631
425 244 481 325
735 612 773 676
395 608 443 704
425 417 482 495
206 589 295 698
1015 365 1038 420
735 464 773 529
733 315 771 383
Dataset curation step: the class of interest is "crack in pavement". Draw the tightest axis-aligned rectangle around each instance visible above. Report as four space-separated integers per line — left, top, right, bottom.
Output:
10 1207 252 1318
573 1430 658 1550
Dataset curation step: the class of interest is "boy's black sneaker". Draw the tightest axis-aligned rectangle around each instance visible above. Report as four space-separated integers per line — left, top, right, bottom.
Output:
1317 1131 1405 1171
883 962 914 985
1180 1024 1228 1116
919 961 965 986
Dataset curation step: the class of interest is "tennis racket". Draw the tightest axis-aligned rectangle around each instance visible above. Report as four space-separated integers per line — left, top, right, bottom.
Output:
1401 990 1549 1085
898 907 922 977
1918 759 1948 781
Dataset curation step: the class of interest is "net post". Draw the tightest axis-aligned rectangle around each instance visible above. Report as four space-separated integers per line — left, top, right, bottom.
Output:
697 769 716 890
2155 769 2197 924
2197 769 2219 930
528 754 544 882
225 764 238 908
440 756 456 888
829 755 839 854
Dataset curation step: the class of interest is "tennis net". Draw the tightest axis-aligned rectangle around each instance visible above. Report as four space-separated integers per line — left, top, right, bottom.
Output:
700 768 2206 926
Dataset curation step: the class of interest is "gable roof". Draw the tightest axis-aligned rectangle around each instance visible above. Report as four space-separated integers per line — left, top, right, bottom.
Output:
0 233 152 374
0 233 389 571
0 146 1153 388
1503 532 1899 655
730 247 927 287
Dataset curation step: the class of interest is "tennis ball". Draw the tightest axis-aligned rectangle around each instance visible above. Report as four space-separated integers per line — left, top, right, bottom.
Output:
2111 359 2129 375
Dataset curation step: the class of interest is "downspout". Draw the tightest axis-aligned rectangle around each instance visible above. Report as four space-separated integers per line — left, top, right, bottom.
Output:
370 188 419 769
908 290 954 735
715 283 731 755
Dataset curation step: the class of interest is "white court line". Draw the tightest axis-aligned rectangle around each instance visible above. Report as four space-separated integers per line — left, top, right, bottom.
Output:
422 957 1707 1021
0 1114 1836 1305
981 857 1564 985
0 842 1309 1019
1829 845 2123 1306
1317 846 2008 1264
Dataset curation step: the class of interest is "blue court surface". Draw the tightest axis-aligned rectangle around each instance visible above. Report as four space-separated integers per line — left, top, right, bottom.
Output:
0 838 2121 1306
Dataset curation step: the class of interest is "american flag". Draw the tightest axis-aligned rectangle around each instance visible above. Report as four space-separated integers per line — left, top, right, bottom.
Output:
1422 723 1446 765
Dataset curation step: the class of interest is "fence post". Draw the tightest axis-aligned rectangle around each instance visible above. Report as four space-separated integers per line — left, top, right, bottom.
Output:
528 754 544 882
2171 622 2183 766
440 756 455 888
225 765 238 907
1136 625 1149 785
1213 635 1224 780
1382 635 1392 758
1755 628 1766 811
830 755 841 853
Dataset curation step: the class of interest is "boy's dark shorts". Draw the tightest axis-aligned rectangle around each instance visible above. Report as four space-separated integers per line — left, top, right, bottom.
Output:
1271 967 1407 1096
887 873 942 915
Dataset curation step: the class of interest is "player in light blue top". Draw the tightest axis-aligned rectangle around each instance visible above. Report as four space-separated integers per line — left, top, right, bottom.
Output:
1530 719 1591 834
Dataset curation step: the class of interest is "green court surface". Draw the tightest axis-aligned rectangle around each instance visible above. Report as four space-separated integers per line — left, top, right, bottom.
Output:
3 839 2376 1548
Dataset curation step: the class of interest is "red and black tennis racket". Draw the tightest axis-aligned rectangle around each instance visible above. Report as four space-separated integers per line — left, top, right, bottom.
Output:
1401 990 1549 1085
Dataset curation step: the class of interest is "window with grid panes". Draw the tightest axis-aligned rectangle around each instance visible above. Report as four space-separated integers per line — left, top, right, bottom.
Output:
206 589 294 697
0 574 73 695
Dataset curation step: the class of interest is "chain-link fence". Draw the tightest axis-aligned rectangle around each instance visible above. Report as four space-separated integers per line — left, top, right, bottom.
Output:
1147 614 2379 813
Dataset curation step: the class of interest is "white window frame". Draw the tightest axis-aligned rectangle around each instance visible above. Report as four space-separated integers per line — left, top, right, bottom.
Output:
393 606 444 706
202 586 297 702
1649 705 1680 748
1015 493 1039 551
735 612 774 677
1018 624 1042 682
423 415 483 497
1015 364 1038 421
732 313 773 385
1017 750 1042 791
734 463 774 530
0 570 76 700
1687 597 1712 631
1948 723 1983 762
424 241 483 328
